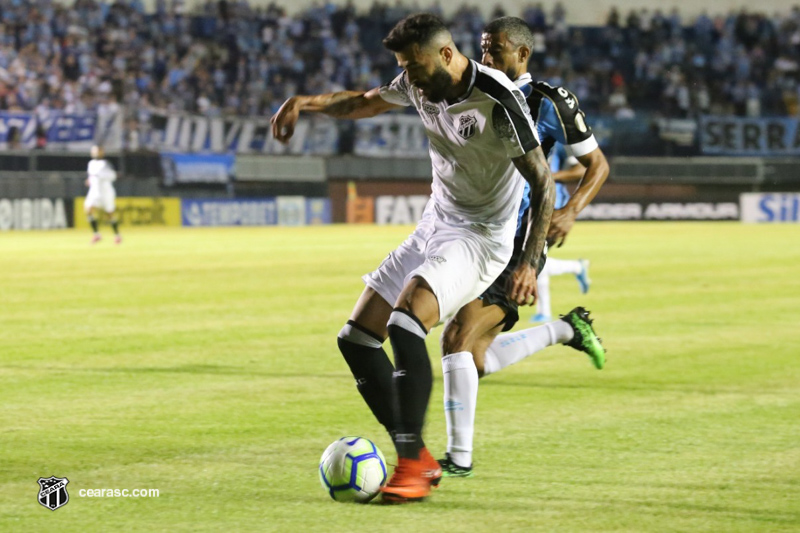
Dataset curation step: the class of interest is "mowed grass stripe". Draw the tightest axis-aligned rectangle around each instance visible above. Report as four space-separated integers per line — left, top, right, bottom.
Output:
1 223 798 532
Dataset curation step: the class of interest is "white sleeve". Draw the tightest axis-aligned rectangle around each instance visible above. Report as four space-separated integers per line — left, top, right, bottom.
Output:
566 134 599 158
100 162 117 182
378 72 413 107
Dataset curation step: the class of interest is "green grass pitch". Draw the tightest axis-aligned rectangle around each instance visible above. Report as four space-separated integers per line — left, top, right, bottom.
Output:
1 223 799 532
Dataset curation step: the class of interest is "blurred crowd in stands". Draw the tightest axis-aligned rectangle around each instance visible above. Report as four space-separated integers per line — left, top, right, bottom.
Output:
0 0 798 124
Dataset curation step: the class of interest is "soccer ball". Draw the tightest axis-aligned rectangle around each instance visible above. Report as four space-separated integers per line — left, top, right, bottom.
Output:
318 436 387 503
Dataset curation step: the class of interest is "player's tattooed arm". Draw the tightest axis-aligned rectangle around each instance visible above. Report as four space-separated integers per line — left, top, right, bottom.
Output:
513 146 556 270
492 105 554 268
504 146 555 306
271 88 400 143
297 89 400 118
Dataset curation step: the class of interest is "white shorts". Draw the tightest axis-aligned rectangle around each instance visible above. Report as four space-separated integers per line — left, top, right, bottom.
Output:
85 188 116 213
363 201 517 323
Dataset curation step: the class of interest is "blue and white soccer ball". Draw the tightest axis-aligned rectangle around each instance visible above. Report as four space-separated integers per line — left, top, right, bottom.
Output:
318 436 387 503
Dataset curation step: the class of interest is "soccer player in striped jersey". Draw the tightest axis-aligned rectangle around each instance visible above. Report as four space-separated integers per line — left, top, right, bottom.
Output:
437 16 610 477
271 14 555 503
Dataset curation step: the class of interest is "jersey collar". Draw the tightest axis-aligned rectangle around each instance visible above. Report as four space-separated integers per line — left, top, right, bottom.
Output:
447 60 478 106
514 72 533 87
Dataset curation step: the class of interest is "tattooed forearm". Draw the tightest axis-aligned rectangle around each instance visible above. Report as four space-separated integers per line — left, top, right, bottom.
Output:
321 92 367 117
299 91 373 119
272 88 395 144
513 147 556 270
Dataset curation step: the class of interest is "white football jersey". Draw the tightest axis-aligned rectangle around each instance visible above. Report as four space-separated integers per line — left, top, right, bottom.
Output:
87 159 117 191
379 60 540 226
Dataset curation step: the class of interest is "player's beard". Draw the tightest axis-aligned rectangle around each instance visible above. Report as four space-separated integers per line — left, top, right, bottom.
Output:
421 66 454 104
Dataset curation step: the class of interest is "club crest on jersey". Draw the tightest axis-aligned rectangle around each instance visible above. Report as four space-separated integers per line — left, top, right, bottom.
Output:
422 102 439 116
457 114 478 139
38 476 69 511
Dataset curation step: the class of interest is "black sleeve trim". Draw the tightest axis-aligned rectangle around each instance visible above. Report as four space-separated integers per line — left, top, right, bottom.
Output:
475 71 539 153
529 84 594 146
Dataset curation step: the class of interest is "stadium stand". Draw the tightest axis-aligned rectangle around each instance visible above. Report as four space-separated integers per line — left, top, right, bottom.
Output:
0 0 798 127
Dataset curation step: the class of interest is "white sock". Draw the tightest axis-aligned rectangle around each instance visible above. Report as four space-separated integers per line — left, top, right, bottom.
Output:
543 258 582 276
442 351 478 468
536 272 551 318
483 320 574 376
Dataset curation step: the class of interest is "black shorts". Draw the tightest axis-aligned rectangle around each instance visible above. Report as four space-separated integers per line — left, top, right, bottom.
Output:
478 236 547 332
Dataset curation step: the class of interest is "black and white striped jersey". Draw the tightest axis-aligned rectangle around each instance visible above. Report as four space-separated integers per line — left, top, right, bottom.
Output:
379 60 540 226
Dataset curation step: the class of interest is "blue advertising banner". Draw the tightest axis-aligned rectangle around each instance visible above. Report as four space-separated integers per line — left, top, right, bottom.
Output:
161 153 234 185
305 198 331 225
700 116 800 155
181 197 331 227
182 198 278 227
740 193 800 223
0 111 107 151
146 112 339 155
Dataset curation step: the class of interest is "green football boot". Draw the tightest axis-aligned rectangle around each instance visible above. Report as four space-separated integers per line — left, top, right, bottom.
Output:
560 307 606 369
437 454 474 478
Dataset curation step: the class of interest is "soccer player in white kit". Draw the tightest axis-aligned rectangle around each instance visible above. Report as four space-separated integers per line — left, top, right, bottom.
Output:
271 14 555 503
84 145 121 244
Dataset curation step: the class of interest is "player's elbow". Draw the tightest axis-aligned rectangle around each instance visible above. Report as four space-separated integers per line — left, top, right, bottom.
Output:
586 150 610 182
595 154 610 181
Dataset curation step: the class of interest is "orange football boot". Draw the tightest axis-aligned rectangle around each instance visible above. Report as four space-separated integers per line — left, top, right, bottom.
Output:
380 457 431 503
419 447 442 488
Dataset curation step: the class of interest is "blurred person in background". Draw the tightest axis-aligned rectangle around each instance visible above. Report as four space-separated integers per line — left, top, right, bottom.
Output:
84 144 121 245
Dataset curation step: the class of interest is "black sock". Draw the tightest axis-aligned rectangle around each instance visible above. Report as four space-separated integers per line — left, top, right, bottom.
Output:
387 309 432 460
110 219 119 235
338 322 396 436
89 217 98 233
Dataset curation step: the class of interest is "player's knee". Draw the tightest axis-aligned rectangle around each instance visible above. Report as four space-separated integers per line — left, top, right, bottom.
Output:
473 356 486 377
440 320 472 356
338 320 383 352
395 277 439 329
472 341 493 377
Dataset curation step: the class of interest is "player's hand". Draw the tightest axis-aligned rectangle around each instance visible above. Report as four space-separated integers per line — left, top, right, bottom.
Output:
270 97 300 144
508 262 538 306
548 207 577 248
